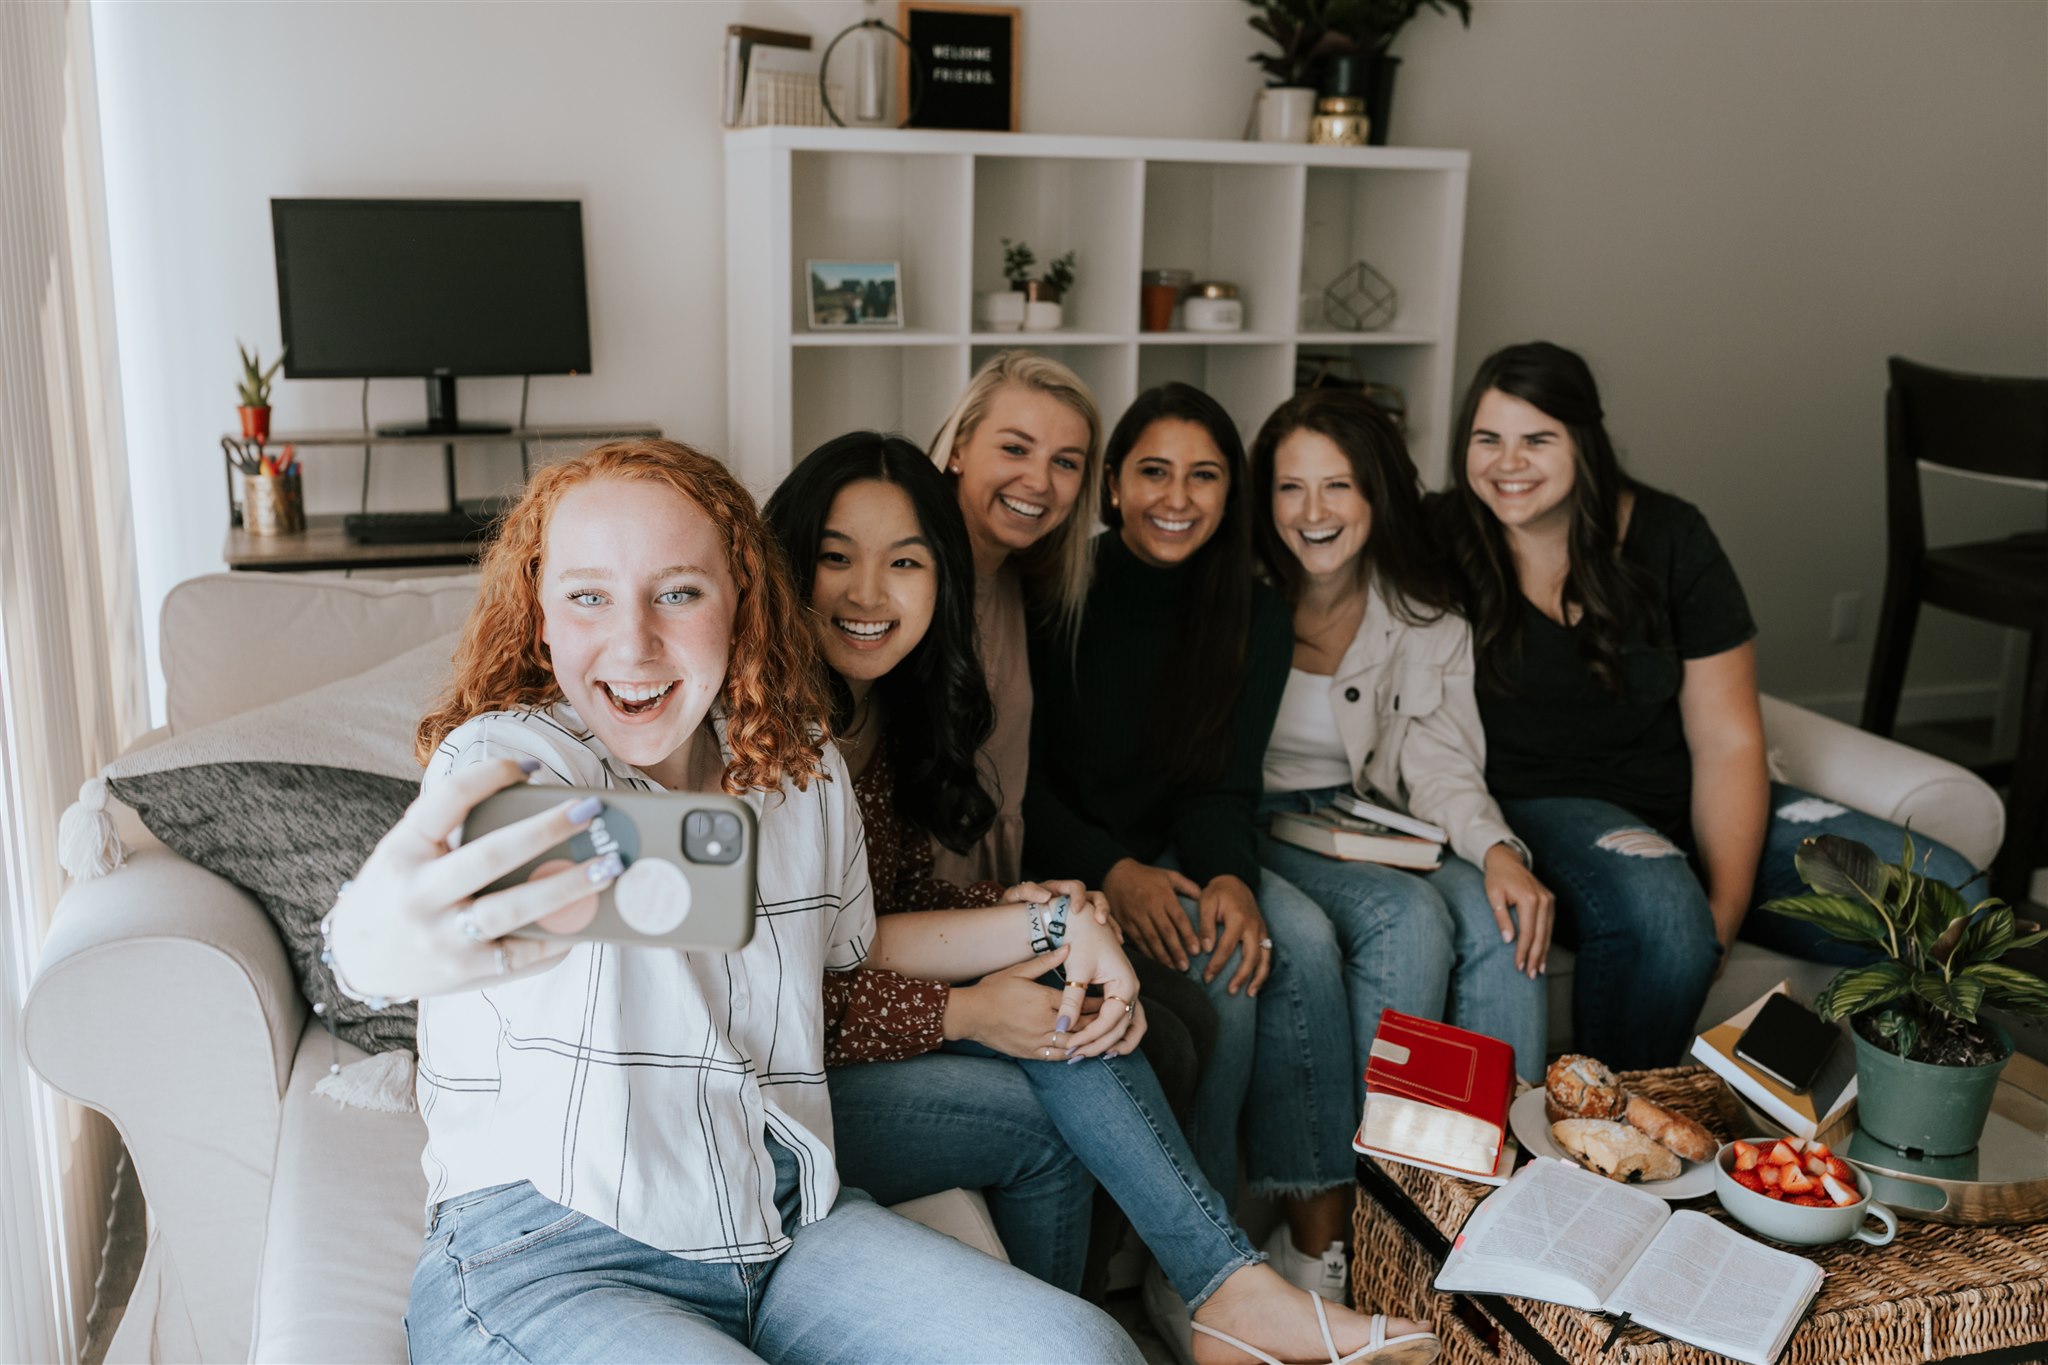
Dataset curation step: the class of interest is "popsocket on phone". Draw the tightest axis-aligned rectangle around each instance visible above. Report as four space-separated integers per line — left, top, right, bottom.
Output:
615 859 692 936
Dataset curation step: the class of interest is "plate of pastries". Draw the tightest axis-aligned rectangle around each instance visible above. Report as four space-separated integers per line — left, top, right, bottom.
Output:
1508 1055 1719 1198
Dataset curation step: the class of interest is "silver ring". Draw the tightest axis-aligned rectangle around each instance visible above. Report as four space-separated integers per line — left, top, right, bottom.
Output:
493 945 510 976
1259 937 1274 950
456 908 485 943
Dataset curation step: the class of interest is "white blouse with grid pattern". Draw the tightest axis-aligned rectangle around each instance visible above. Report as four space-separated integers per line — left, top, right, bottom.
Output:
414 704 874 1263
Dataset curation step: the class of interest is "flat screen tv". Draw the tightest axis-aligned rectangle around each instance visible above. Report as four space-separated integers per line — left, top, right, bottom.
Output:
271 198 591 435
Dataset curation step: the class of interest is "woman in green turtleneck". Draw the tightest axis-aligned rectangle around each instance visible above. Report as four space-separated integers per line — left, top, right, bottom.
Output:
1024 382 1367 1300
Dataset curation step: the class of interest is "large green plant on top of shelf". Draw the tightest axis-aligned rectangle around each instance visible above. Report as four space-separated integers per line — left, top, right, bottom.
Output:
1245 0 1472 87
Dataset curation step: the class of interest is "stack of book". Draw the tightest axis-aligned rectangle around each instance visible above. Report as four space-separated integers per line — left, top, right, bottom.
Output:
1353 1010 1516 1182
1689 983 1858 1142
1269 792 1445 871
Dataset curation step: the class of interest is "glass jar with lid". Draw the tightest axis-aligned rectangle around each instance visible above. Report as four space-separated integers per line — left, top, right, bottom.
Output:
1183 281 1243 333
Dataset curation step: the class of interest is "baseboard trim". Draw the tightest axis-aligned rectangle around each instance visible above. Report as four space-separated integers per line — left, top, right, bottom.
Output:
1786 681 2003 728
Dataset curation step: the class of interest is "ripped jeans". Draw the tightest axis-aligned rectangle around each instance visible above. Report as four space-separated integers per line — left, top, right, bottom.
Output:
1496 783 1977 1069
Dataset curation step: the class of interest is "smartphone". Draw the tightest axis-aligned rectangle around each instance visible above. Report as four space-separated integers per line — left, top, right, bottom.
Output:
462 785 757 951
1734 992 1840 1093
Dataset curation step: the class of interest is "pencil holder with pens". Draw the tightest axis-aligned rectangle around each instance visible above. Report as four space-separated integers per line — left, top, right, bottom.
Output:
243 470 304 536
225 438 305 535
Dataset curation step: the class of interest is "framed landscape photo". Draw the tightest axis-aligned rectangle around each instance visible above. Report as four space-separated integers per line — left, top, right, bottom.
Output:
898 2 1019 132
806 260 905 329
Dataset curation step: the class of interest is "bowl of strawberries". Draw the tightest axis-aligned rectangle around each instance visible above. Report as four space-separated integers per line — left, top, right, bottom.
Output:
1716 1137 1898 1247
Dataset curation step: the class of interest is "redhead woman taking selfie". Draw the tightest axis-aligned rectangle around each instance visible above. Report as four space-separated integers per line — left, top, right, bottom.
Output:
322 439 1140 1363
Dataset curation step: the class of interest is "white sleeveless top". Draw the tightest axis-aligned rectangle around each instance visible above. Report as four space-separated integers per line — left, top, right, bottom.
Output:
415 704 873 1263
1263 667 1355 793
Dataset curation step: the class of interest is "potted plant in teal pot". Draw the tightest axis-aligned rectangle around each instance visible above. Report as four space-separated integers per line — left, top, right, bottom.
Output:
1764 834 2048 1156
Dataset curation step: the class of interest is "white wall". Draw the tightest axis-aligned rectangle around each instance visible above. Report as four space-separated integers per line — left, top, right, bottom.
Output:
94 0 2045 718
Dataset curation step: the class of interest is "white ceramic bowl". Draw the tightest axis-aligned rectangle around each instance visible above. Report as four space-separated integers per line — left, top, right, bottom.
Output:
1713 1138 1897 1247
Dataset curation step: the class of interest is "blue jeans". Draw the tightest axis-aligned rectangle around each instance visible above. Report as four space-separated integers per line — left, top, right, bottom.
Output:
1149 851 1358 1204
830 1045 1259 1307
1257 788 1548 1085
404 1140 1140 1363
1499 782 1979 1070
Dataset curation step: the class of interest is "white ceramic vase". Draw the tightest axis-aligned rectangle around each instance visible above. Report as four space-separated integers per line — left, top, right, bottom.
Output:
1255 87 1317 143
1023 300 1063 332
976 290 1027 332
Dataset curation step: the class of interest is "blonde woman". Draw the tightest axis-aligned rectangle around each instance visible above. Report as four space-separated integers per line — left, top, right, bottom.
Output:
925 349 1102 887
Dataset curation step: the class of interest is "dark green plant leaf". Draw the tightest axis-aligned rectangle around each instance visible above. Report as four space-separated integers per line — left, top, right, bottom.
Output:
1794 835 1895 908
1868 1007 1919 1059
1760 893 1892 947
1958 906 2015 964
1911 876 1969 952
1816 961 1912 1020
1912 972 1985 1022
1959 962 2048 1016
1929 913 1971 966
2008 919 2048 953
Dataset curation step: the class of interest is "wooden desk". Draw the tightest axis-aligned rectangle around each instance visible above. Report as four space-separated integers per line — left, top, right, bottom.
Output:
222 422 661 572
224 514 481 573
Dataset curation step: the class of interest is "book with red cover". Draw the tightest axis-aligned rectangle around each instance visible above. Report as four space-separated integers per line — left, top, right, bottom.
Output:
1357 1009 1514 1177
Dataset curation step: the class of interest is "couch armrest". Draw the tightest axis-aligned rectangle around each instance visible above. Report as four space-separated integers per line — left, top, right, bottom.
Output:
23 849 308 1364
1760 694 2004 870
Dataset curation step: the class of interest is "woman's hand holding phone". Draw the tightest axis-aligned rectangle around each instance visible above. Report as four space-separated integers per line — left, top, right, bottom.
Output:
326 758 621 1001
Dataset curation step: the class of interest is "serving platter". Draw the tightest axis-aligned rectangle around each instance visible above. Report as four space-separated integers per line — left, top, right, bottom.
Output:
1506 1088 1715 1200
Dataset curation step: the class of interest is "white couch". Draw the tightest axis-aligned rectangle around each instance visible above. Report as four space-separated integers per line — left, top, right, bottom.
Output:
22 572 2009 1363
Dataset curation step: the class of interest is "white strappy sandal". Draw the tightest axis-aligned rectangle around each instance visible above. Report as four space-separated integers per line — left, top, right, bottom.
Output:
1189 1286 1441 1365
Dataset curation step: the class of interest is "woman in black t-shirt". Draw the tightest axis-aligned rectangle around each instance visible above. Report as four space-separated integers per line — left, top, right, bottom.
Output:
1436 342 1976 1069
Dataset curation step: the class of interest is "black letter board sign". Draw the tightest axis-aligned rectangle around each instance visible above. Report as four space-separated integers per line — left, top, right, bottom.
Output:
898 2 1019 132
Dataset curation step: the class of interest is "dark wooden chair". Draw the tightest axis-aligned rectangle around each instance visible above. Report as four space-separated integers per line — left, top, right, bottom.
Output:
1863 357 2048 903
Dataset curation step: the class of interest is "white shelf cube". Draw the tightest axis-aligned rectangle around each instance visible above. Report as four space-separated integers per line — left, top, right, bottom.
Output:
725 127 1468 497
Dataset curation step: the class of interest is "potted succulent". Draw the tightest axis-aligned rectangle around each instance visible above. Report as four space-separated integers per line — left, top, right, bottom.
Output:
1243 0 1473 146
236 342 285 443
1764 833 2048 1156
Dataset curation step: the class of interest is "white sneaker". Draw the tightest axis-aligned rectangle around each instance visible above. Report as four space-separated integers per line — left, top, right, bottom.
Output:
1262 1224 1349 1305
1140 1260 1198 1365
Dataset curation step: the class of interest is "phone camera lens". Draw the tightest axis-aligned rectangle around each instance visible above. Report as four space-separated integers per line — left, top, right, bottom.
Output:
683 809 743 865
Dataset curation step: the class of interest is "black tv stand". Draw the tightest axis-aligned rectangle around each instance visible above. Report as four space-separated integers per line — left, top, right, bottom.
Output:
373 374 512 438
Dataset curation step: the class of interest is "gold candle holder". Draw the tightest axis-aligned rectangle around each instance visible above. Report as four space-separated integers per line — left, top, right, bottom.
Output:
1311 97 1370 147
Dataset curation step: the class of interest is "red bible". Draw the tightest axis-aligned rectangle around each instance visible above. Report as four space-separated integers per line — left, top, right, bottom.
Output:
1357 1009 1514 1177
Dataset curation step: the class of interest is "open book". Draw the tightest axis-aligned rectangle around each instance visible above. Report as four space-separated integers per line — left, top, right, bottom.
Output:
1436 1159 1823 1365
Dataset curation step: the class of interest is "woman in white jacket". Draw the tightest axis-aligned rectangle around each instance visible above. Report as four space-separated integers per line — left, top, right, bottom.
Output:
1250 389 1552 1092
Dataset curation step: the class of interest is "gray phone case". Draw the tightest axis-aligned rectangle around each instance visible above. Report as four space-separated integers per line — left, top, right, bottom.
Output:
463 785 757 951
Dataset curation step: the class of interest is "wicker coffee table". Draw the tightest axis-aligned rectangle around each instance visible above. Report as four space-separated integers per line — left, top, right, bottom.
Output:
1352 1067 2048 1365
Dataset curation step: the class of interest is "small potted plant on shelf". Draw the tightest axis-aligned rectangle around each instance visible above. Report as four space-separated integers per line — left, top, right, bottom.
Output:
976 239 1036 332
1022 249 1075 332
1243 0 1473 146
1763 833 2048 1156
236 341 286 442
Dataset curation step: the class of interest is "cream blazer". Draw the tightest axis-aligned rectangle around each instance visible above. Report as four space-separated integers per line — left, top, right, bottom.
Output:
1316 581 1527 871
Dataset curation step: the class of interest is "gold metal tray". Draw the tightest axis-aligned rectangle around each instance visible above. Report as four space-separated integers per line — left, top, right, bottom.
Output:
1841 1052 2048 1224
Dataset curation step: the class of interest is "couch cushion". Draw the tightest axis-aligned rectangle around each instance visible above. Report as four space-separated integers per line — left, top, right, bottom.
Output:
104 636 456 1053
162 572 476 732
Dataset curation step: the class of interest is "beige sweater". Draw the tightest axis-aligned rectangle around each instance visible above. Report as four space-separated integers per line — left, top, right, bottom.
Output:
931 564 1029 887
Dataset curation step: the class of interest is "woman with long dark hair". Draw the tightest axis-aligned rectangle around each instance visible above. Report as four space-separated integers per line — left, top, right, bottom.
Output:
1437 342 1976 1068
1023 384 1364 1304
768 431 1439 1365
1249 388 1549 1079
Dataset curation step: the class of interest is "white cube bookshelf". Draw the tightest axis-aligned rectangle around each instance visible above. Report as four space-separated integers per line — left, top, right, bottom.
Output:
725 127 1468 497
